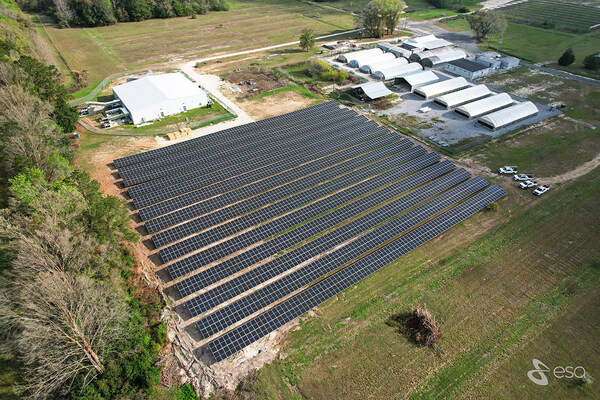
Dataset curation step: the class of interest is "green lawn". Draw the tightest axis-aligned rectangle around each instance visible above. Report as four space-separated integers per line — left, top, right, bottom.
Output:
437 17 471 32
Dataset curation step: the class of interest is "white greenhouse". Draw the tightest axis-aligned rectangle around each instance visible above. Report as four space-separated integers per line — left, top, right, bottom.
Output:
373 62 423 81
360 57 407 74
454 93 514 119
478 102 538 130
394 70 438 89
433 85 491 108
420 50 467 67
338 48 383 65
357 53 397 72
112 73 209 125
413 77 470 99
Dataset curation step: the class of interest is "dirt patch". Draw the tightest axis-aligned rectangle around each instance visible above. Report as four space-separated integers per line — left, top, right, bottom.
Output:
242 91 322 120
222 67 290 99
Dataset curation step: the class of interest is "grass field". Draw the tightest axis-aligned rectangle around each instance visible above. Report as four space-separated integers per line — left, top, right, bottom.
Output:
500 0 600 33
34 0 356 96
241 165 600 399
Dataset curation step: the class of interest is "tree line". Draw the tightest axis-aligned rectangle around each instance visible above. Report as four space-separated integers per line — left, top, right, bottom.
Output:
0 7 198 398
355 0 405 38
16 0 229 27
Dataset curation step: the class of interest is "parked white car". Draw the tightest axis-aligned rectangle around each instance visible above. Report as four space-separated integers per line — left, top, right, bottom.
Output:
533 185 550 196
499 166 518 174
513 173 534 181
519 180 538 189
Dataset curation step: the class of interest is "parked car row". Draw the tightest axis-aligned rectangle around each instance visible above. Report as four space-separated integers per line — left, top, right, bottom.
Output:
498 166 550 196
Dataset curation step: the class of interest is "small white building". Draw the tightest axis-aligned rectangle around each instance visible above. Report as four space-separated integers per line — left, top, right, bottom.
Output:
113 73 209 125
394 70 438 90
478 101 538 130
352 81 394 101
455 93 514 119
413 77 470 100
444 59 491 79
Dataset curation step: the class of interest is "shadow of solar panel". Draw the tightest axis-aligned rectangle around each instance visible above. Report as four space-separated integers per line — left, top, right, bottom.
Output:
206 185 506 361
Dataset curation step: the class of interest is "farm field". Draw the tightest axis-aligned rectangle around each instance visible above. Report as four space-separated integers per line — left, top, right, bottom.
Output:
35 0 356 96
499 0 600 33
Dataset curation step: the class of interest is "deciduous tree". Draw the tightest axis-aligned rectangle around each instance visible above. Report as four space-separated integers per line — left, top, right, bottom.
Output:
466 10 507 41
299 28 315 52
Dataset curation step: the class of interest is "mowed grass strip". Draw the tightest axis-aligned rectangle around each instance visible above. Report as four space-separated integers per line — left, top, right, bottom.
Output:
244 167 600 400
37 0 356 94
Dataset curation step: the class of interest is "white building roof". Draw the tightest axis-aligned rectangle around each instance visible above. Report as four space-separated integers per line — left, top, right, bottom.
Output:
360 56 406 73
414 77 470 98
478 101 538 129
399 69 438 87
411 47 456 61
434 85 491 108
355 81 393 99
455 93 514 118
113 73 208 122
421 50 467 66
373 62 422 80
403 35 452 50
357 53 397 72
338 48 383 63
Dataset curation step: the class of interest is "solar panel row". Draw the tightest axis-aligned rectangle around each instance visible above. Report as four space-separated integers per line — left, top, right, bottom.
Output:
175 159 456 299
138 120 388 221
131 111 361 208
159 139 416 264
121 107 359 186
152 139 418 248
206 185 506 361
114 101 337 169
149 132 403 237
184 168 472 320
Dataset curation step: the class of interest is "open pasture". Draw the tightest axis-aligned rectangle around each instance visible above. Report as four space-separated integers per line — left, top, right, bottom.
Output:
500 0 600 33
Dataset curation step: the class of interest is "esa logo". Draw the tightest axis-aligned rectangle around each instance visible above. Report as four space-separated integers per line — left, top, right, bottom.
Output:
527 359 586 386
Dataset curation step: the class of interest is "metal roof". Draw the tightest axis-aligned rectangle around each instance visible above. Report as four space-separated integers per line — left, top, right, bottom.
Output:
434 85 491 108
356 53 397 71
421 50 467 66
354 81 393 99
410 46 455 61
373 62 422 80
447 59 488 72
478 101 538 129
360 56 406 73
113 73 208 120
403 35 451 50
397 69 438 87
454 93 514 118
413 77 470 98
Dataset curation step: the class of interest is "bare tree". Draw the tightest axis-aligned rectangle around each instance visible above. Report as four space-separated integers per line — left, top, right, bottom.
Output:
53 0 74 27
0 271 128 399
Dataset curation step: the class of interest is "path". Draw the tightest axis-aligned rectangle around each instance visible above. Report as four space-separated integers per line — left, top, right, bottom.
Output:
541 153 600 185
521 62 600 87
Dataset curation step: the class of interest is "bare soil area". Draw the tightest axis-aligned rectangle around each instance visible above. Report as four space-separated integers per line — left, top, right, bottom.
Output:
243 91 323 120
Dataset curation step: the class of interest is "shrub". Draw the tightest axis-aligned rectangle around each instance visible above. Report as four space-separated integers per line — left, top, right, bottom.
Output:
583 53 600 70
399 307 442 347
486 202 499 212
558 47 575 66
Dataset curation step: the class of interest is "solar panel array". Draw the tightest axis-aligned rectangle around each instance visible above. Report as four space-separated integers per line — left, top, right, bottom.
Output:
114 101 505 363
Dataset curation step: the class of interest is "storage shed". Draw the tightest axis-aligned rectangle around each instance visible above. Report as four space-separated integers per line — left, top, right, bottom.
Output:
361 57 407 74
357 53 397 72
433 85 491 108
444 59 490 79
413 77 470 99
394 70 438 90
112 73 209 125
373 62 422 80
337 48 383 63
420 50 467 67
478 101 538 130
476 53 502 69
500 56 520 69
352 81 394 101
454 93 514 119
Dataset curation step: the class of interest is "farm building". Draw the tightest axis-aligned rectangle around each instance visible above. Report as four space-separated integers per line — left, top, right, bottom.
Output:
112 73 209 125
454 93 515 119
352 81 393 101
500 56 520 69
378 42 412 58
338 48 383 65
394 70 438 90
356 52 397 71
433 85 492 108
444 59 491 79
476 52 502 69
403 35 452 51
478 101 538 130
420 50 467 67
409 47 455 62
373 62 422 80
413 77 470 99
361 57 407 74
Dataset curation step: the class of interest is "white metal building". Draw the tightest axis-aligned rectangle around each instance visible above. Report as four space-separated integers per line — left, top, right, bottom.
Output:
403 35 452 51
112 73 209 125
454 93 514 119
444 59 490 79
338 48 383 64
478 101 538 130
357 53 397 72
361 57 407 73
420 50 467 67
413 77 470 99
378 42 412 58
394 70 438 90
373 62 422 80
409 47 455 62
352 81 393 101
433 85 491 108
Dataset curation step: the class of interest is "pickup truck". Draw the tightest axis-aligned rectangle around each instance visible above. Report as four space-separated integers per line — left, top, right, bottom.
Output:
533 185 550 196
513 173 534 181
519 180 538 189
498 166 518 174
